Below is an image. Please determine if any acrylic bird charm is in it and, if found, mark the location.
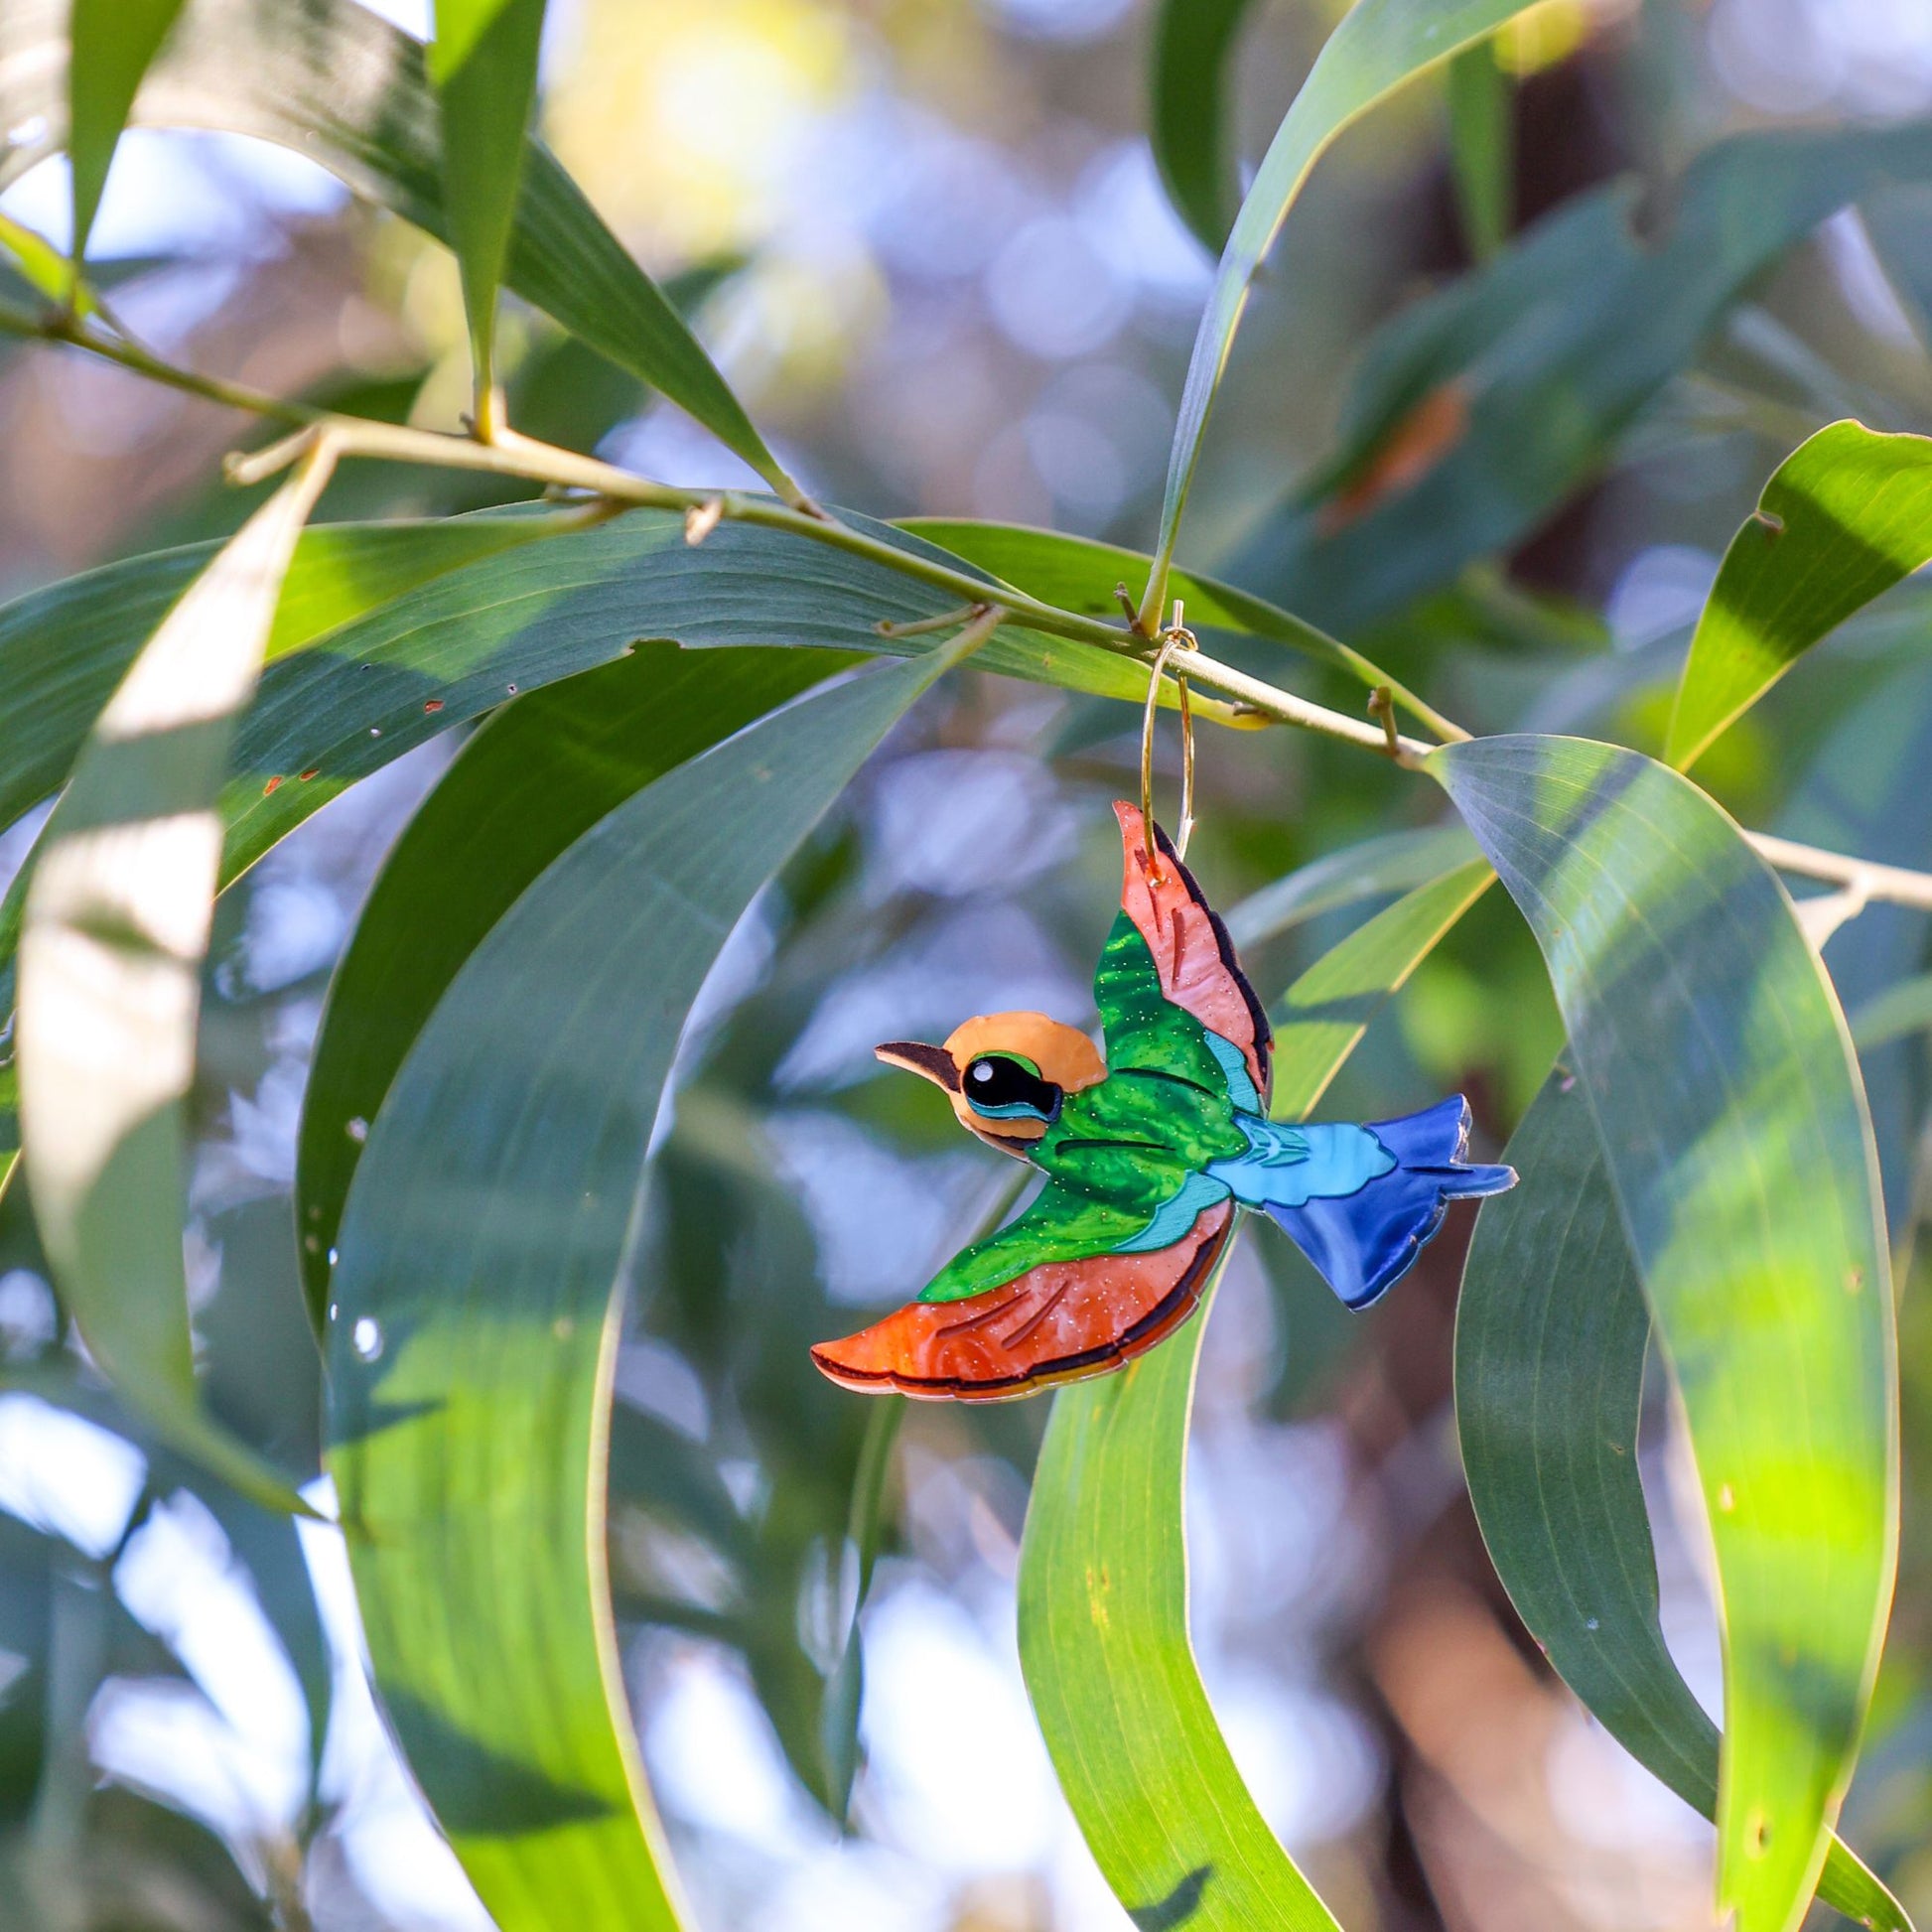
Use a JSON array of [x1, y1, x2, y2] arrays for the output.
[[810, 802, 1515, 1401]]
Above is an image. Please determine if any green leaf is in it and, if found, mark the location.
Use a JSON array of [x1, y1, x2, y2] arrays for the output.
[[0, 211, 91, 312], [295, 641, 846, 1323], [1457, 1073, 1913, 1932], [0, 509, 575, 840], [0, 510, 1151, 1209], [897, 515, 1454, 735], [1016, 863, 1490, 1930], [1445, 36, 1512, 260], [15, 458, 337, 1517], [1232, 120, 1932, 638], [68, 0, 186, 265], [1851, 974, 1932, 1052], [1224, 823, 1481, 950], [325, 641, 971, 1926], [1149, 0, 1541, 621], [432, 0, 547, 412], [0, 0, 793, 495], [1147, 0, 1255, 253], [1431, 735, 1896, 1932], [1666, 422, 1932, 771]]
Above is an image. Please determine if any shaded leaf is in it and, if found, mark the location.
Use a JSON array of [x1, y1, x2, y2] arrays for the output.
[[1666, 422, 1932, 771], [1432, 734, 1896, 1932], [1151, 0, 1541, 616], [1458, 1073, 1912, 1932], [1231, 120, 1932, 638], [1147, 0, 1255, 253], [1445, 35, 1511, 260], [296, 642, 846, 1322], [1017, 863, 1490, 1931], [16, 457, 335, 1515], [1853, 975, 1932, 1051], [1225, 823, 1480, 950], [326, 641, 975, 1927]]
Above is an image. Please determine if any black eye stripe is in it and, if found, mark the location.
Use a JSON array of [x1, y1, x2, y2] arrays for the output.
[[963, 1055, 1062, 1117]]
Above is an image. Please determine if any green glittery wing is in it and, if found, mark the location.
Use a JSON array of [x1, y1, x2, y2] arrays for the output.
[[1093, 913, 1241, 1094], [917, 1180, 1155, 1305]]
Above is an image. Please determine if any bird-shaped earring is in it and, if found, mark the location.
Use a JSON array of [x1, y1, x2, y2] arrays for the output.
[[810, 799, 1517, 1402]]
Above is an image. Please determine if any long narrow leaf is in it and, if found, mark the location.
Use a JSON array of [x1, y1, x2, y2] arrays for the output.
[[1231, 121, 1932, 638], [1148, 0, 1539, 620], [325, 636, 977, 1927], [17, 455, 337, 1515], [1432, 734, 1897, 1932], [1225, 824, 1481, 950], [296, 642, 845, 1322], [899, 514, 1452, 733], [1457, 1073, 1912, 1932], [432, 0, 547, 413], [1666, 422, 1932, 771], [0, 0, 794, 496], [1017, 862, 1491, 1929], [1148, 0, 1257, 252], [68, 0, 186, 266]]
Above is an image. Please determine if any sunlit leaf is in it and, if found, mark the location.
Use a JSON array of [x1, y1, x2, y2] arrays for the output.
[[68, 0, 186, 266], [326, 638, 977, 1927], [1432, 734, 1896, 1932], [1149, 0, 1541, 621], [16, 458, 337, 1515], [1458, 1073, 1912, 1932], [0, 0, 795, 495], [1666, 422, 1932, 771], [431, 0, 547, 411], [1017, 863, 1491, 1930], [296, 642, 846, 1322]]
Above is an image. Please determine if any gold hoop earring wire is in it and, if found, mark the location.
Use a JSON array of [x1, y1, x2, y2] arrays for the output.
[[1140, 603, 1199, 872]]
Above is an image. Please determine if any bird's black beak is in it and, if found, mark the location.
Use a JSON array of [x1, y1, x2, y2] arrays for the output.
[[875, 1040, 960, 1092]]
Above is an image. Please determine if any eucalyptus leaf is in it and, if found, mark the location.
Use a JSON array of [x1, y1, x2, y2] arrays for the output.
[[1457, 1073, 1912, 1932], [1225, 823, 1481, 950], [0, 0, 794, 495], [16, 460, 336, 1516], [1017, 861, 1492, 1931], [326, 640, 976, 1927], [1147, 0, 1256, 253], [296, 642, 847, 1322], [1667, 422, 1932, 771], [1231, 120, 1932, 637], [432, 0, 547, 406], [1432, 734, 1896, 1932], [1151, 0, 1542, 615]]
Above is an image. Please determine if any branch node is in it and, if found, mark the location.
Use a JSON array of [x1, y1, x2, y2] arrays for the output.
[[683, 496, 725, 546]]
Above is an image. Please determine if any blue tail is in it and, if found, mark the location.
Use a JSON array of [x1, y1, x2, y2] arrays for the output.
[[1265, 1096, 1514, 1310]]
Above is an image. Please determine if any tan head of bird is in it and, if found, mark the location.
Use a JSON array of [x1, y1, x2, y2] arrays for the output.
[[875, 1013, 1106, 1156]]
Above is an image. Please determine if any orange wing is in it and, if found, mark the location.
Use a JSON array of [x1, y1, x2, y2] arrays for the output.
[[1112, 800, 1272, 1102], [808, 1201, 1233, 1401]]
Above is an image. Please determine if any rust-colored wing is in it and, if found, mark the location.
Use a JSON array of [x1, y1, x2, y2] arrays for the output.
[[1111, 800, 1272, 1102], [809, 1200, 1233, 1401]]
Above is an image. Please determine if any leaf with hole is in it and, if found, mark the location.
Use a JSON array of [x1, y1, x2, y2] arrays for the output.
[[1667, 422, 1932, 771]]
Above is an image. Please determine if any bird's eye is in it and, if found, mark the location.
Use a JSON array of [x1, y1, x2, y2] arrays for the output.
[[962, 1055, 1061, 1122]]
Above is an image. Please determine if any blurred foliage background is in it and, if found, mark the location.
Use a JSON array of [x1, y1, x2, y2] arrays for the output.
[[3, 0, 1932, 1927]]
